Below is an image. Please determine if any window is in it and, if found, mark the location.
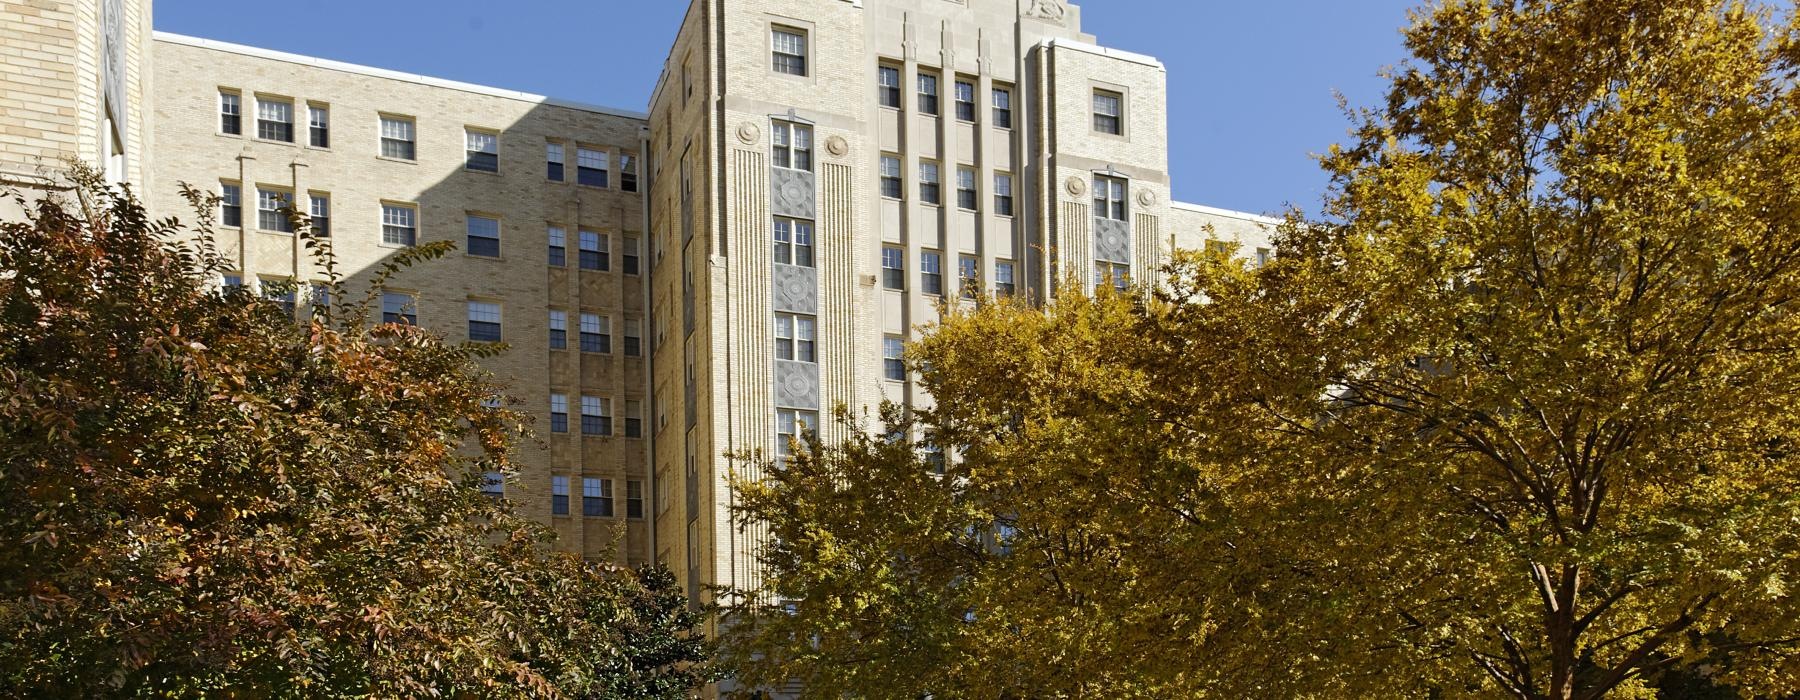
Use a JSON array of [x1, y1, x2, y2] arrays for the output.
[[627, 480, 644, 518], [380, 116, 415, 160], [623, 235, 640, 275], [578, 230, 608, 271], [552, 476, 571, 515], [1094, 89, 1124, 135], [995, 260, 1016, 297], [625, 399, 643, 438], [220, 183, 241, 227], [954, 80, 976, 122], [381, 292, 416, 325], [992, 86, 1014, 128], [994, 173, 1015, 216], [921, 250, 943, 296], [257, 188, 293, 232], [881, 246, 905, 290], [621, 154, 639, 192], [581, 396, 613, 437], [547, 143, 565, 181], [219, 90, 241, 135], [879, 155, 903, 198], [549, 310, 568, 349], [382, 204, 417, 246], [577, 147, 608, 187], [256, 97, 293, 142], [772, 26, 807, 76], [481, 472, 504, 500], [310, 282, 331, 312], [624, 318, 642, 357], [466, 301, 501, 342], [776, 409, 818, 459], [1094, 175, 1128, 221], [222, 274, 245, 290], [771, 121, 813, 171], [959, 255, 979, 298], [308, 193, 329, 237], [465, 215, 500, 257], [917, 72, 940, 115], [580, 313, 611, 354], [1256, 248, 1272, 268], [582, 477, 614, 517], [547, 226, 566, 267], [774, 313, 816, 363], [307, 104, 329, 148], [883, 336, 906, 381], [1207, 240, 1233, 256], [877, 65, 901, 108], [956, 167, 977, 210], [919, 161, 941, 205], [466, 130, 498, 172], [773, 217, 814, 267], [263, 278, 297, 316], [550, 394, 569, 433], [1095, 262, 1131, 290]]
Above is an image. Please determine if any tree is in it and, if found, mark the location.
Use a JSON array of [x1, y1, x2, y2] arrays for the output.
[[0, 167, 716, 698], [726, 1, 1800, 697]]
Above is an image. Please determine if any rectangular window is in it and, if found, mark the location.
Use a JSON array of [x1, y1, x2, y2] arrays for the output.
[[581, 396, 613, 437], [959, 255, 979, 299], [549, 310, 568, 349], [620, 154, 639, 192], [578, 230, 608, 271], [308, 193, 329, 237], [1094, 89, 1124, 135], [774, 313, 817, 363], [466, 215, 500, 258], [956, 167, 977, 210], [256, 97, 293, 142], [771, 121, 813, 172], [467, 301, 501, 342], [552, 476, 570, 515], [772, 217, 815, 267], [626, 479, 645, 518], [879, 155, 903, 198], [257, 188, 294, 232], [481, 472, 504, 500], [1095, 261, 1131, 290], [624, 318, 642, 357], [995, 173, 1015, 216], [307, 104, 329, 148], [772, 26, 807, 76], [921, 250, 943, 296], [917, 71, 940, 115], [995, 260, 1016, 297], [580, 313, 611, 354], [577, 147, 608, 187], [550, 394, 569, 434], [1094, 175, 1128, 221], [1256, 248, 1272, 268], [380, 116, 415, 160], [547, 143, 565, 181], [381, 291, 416, 325], [954, 80, 976, 122], [382, 204, 417, 245], [222, 274, 244, 290], [883, 336, 906, 381], [776, 409, 818, 459], [582, 477, 614, 517], [547, 226, 566, 267], [878, 65, 901, 108], [263, 278, 297, 316], [625, 399, 643, 438], [220, 183, 242, 227], [919, 160, 941, 205], [466, 130, 499, 172], [310, 282, 331, 312], [881, 246, 905, 290], [992, 86, 1014, 128], [623, 235, 641, 275], [220, 90, 241, 135]]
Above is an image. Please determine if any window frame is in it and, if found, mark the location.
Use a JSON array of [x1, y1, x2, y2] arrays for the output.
[[921, 250, 943, 296], [307, 192, 330, 237], [877, 64, 902, 108], [582, 476, 614, 517], [883, 336, 906, 381], [467, 300, 502, 343], [954, 80, 977, 122], [995, 260, 1017, 297], [381, 291, 417, 325], [580, 312, 612, 354], [773, 312, 817, 363], [306, 103, 329, 148], [879, 154, 903, 199], [881, 246, 905, 290], [578, 230, 609, 271], [219, 89, 242, 135], [1093, 88, 1125, 136], [379, 115, 416, 160], [465, 129, 499, 173], [549, 309, 568, 350], [771, 120, 813, 172], [254, 95, 294, 143], [546, 142, 566, 181], [956, 167, 978, 210], [1093, 174, 1129, 221], [547, 226, 567, 267], [465, 214, 501, 258], [771, 25, 809, 77], [576, 147, 609, 188], [219, 182, 242, 228], [919, 160, 942, 206], [994, 172, 1016, 216], [550, 393, 570, 433], [552, 475, 571, 515], [917, 71, 940, 115], [580, 396, 614, 437], [959, 255, 980, 299], [992, 86, 1014, 129], [256, 187, 294, 233], [381, 203, 418, 246]]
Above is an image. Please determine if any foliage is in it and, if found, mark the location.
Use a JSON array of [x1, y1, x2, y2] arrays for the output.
[[725, 1, 1800, 698], [0, 166, 714, 698]]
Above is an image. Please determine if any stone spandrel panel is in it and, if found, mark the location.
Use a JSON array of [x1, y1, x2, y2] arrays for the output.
[[772, 263, 817, 314], [774, 360, 820, 410], [1094, 217, 1132, 264], [770, 167, 816, 220]]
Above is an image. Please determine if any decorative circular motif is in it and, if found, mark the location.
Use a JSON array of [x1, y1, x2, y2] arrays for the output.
[[1137, 188, 1156, 207], [778, 372, 814, 403], [736, 122, 760, 145], [1103, 231, 1129, 253], [778, 276, 811, 305], [777, 180, 810, 208], [824, 135, 849, 157], [1065, 176, 1087, 197]]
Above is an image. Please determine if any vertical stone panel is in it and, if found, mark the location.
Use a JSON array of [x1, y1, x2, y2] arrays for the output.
[[1059, 200, 1090, 288], [818, 160, 858, 447], [1134, 212, 1159, 284]]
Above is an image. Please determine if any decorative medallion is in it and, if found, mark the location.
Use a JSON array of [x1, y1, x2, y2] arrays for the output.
[[1137, 188, 1156, 207], [1065, 176, 1087, 197], [825, 134, 849, 157], [737, 122, 761, 145]]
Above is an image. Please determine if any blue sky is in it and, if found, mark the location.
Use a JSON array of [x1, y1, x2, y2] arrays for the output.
[[155, 1, 1421, 216]]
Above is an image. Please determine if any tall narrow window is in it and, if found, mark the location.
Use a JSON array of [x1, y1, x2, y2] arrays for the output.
[[466, 215, 500, 258], [220, 183, 241, 227], [546, 143, 565, 181], [620, 154, 639, 192], [774, 313, 816, 363], [307, 104, 329, 147], [308, 193, 329, 237], [959, 255, 979, 299], [547, 226, 566, 267], [625, 399, 644, 438], [552, 476, 570, 515], [921, 251, 943, 296], [626, 480, 645, 518], [992, 86, 1014, 128], [881, 246, 905, 290], [995, 173, 1016, 216], [1093, 89, 1124, 135], [776, 409, 818, 459], [466, 130, 499, 172], [550, 394, 569, 433], [771, 121, 813, 171], [257, 188, 293, 232], [877, 65, 901, 108], [467, 301, 502, 342], [624, 318, 642, 357], [995, 260, 1016, 297], [1256, 248, 1272, 268], [773, 218, 815, 267], [623, 235, 641, 275], [582, 477, 614, 516], [580, 396, 613, 437], [919, 161, 941, 205], [883, 336, 906, 381], [879, 155, 903, 198], [219, 90, 241, 135], [256, 97, 293, 142], [380, 116, 415, 160], [549, 310, 568, 349], [1093, 175, 1128, 221], [954, 80, 976, 122], [381, 292, 416, 325], [577, 147, 608, 187], [956, 167, 978, 210], [579, 230, 608, 271], [580, 313, 611, 354], [382, 204, 417, 245], [917, 72, 940, 115], [772, 26, 807, 76]]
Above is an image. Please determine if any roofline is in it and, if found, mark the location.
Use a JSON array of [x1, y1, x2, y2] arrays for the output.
[[1042, 37, 1164, 71], [1171, 200, 1285, 226], [153, 32, 649, 121]]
